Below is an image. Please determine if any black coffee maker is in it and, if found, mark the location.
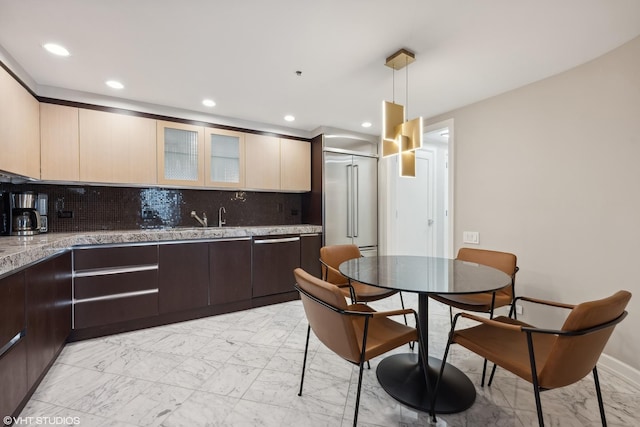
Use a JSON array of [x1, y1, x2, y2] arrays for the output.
[[0, 191, 42, 236]]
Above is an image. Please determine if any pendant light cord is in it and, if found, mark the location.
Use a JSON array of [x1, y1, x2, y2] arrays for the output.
[[405, 55, 409, 120]]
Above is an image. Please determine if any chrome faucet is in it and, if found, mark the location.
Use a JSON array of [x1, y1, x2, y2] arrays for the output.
[[218, 206, 226, 227], [190, 210, 207, 227]]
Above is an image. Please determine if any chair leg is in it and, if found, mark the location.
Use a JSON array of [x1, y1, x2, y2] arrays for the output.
[[430, 314, 459, 423], [449, 306, 453, 325], [353, 358, 365, 427], [480, 359, 489, 387], [592, 367, 608, 427], [399, 292, 415, 350], [533, 386, 545, 427], [298, 324, 311, 396], [526, 332, 545, 427], [487, 363, 498, 386]]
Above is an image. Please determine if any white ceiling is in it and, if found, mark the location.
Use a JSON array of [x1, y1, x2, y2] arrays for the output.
[[1, 0, 640, 138]]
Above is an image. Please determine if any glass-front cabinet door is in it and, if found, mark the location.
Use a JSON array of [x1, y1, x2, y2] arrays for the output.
[[157, 121, 204, 186], [205, 128, 245, 188]]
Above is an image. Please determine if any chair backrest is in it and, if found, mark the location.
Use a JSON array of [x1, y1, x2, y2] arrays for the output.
[[538, 290, 631, 389], [456, 247, 518, 297], [320, 244, 362, 284], [293, 267, 362, 363]]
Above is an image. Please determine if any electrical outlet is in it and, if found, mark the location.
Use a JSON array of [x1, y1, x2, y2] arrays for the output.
[[515, 304, 523, 315], [462, 231, 480, 244]]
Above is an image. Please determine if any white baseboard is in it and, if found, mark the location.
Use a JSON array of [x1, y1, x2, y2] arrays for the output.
[[598, 353, 640, 389]]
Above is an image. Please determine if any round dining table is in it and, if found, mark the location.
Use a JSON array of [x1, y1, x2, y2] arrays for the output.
[[339, 255, 512, 414]]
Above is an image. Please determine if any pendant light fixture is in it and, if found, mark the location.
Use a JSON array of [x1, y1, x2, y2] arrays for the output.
[[381, 48, 423, 177]]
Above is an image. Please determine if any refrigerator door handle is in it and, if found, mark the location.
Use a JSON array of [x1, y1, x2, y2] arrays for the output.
[[346, 164, 353, 238], [353, 164, 359, 237]]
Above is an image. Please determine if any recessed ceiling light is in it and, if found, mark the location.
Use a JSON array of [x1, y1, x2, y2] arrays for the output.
[[361, 122, 372, 128], [284, 115, 295, 122], [105, 80, 124, 89], [43, 43, 70, 57], [202, 99, 216, 107]]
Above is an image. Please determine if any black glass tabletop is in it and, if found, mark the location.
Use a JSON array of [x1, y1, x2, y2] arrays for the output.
[[339, 255, 511, 295]]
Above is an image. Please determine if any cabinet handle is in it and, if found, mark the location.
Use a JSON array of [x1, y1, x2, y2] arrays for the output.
[[74, 288, 158, 304], [74, 264, 158, 278], [254, 237, 300, 244], [0, 330, 25, 359]]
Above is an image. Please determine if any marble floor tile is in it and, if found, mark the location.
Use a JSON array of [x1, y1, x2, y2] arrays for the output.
[[19, 299, 640, 427]]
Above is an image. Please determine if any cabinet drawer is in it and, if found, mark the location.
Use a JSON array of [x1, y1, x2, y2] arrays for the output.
[[74, 244, 157, 271], [0, 339, 27, 419], [74, 292, 158, 329], [0, 272, 25, 351], [74, 269, 158, 300]]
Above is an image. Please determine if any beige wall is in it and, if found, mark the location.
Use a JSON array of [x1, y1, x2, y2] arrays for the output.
[[426, 36, 640, 371]]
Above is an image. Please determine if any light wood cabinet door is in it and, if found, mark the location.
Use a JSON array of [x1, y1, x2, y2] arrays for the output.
[[245, 133, 280, 190], [280, 138, 310, 191], [0, 67, 40, 178], [157, 121, 204, 187], [204, 128, 245, 188], [40, 104, 80, 181], [79, 109, 157, 184]]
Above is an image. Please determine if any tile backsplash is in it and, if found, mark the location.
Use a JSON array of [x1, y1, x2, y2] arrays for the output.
[[0, 183, 303, 232]]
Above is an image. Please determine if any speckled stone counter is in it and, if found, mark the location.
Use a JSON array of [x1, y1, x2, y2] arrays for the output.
[[0, 225, 322, 277]]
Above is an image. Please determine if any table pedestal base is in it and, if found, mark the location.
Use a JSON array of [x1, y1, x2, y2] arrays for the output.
[[376, 353, 476, 414]]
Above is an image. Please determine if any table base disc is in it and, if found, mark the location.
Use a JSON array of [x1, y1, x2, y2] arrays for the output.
[[376, 353, 476, 414]]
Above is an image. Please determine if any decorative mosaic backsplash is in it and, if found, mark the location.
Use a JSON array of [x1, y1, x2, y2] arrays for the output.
[[0, 183, 303, 232]]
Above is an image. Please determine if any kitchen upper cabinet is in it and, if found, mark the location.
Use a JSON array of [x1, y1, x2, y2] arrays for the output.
[[205, 128, 245, 188], [79, 109, 157, 185], [281, 138, 311, 191], [245, 134, 280, 190], [245, 135, 311, 192], [0, 67, 40, 178], [40, 103, 80, 181], [157, 121, 205, 187]]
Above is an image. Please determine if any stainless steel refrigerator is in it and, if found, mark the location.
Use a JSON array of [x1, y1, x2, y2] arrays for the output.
[[322, 132, 378, 256]]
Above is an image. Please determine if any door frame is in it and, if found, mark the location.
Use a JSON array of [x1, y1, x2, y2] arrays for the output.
[[379, 118, 454, 258]]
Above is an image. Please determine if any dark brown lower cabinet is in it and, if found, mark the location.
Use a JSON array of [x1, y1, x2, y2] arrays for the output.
[[73, 244, 158, 329], [0, 271, 27, 418], [300, 233, 322, 278], [0, 339, 27, 418], [25, 252, 72, 389], [209, 238, 251, 305], [159, 242, 209, 313], [252, 235, 301, 297], [0, 251, 72, 418]]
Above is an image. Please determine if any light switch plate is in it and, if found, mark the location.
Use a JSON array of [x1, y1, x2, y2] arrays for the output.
[[463, 231, 480, 244]]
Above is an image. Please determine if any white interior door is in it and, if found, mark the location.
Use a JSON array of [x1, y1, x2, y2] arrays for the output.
[[394, 150, 435, 256]]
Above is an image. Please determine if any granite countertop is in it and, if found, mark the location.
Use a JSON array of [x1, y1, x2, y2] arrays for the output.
[[0, 224, 322, 277]]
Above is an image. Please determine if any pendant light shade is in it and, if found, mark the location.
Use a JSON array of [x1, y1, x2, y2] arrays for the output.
[[380, 48, 423, 177]]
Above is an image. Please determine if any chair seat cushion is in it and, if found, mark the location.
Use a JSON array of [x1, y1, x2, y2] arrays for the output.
[[431, 292, 512, 312], [349, 304, 418, 361], [453, 316, 556, 384], [338, 281, 398, 302]]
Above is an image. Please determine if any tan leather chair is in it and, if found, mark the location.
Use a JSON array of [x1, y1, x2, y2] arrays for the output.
[[431, 290, 632, 427], [320, 244, 408, 304], [293, 268, 423, 427], [430, 247, 518, 384], [430, 247, 519, 319]]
